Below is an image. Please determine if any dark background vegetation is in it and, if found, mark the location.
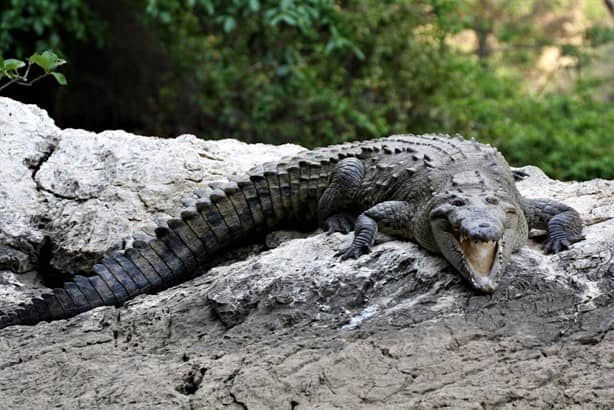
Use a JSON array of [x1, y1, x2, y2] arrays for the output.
[[1, 0, 612, 180]]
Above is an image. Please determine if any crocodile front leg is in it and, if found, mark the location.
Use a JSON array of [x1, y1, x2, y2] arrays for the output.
[[337, 201, 413, 259], [318, 157, 366, 234], [521, 198, 585, 253]]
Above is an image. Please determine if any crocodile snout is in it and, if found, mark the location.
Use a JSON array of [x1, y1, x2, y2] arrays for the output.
[[471, 274, 498, 293], [459, 219, 502, 242]]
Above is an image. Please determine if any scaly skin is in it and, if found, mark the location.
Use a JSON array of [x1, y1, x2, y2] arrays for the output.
[[319, 135, 583, 292], [0, 134, 584, 329]]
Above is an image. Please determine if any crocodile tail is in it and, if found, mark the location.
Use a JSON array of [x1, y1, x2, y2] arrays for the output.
[[0, 148, 358, 329]]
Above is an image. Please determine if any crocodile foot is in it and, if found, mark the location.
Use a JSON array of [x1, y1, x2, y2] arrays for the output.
[[335, 243, 371, 260], [545, 233, 586, 254]]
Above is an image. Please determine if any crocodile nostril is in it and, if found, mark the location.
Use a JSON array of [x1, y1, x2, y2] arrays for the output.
[[479, 223, 490, 228]]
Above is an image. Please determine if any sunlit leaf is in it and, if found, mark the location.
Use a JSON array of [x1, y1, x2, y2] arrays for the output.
[[159, 11, 171, 24], [29, 51, 65, 72], [249, 0, 260, 12], [276, 65, 290, 76], [352, 46, 365, 61], [3, 59, 25, 71], [201, 0, 214, 14], [223, 17, 236, 32], [51, 72, 67, 86]]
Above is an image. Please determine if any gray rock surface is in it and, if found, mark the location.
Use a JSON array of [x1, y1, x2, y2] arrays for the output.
[[0, 97, 612, 409], [0, 96, 303, 297], [0, 98, 60, 304]]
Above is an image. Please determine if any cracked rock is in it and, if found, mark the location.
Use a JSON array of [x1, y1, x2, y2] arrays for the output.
[[0, 97, 60, 278], [0, 97, 304, 281]]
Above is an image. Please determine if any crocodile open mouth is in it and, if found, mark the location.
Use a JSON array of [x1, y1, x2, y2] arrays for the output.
[[451, 229, 502, 292], [453, 231, 498, 275]]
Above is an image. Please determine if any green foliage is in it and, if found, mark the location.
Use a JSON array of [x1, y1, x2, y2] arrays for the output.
[[140, 0, 611, 180], [587, 26, 614, 47], [145, 0, 466, 145], [417, 65, 613, 180], [0, 0, 106, 56], [0, 0, 612, 181], [1, 58, 26, 76], [0, 50, 67, 91]]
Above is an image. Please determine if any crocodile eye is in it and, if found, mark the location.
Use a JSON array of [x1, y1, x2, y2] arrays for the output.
[[485, 196, 499, 205]]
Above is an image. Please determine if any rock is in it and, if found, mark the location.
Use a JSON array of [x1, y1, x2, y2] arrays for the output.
[[0, 97, 613, 408], [35, 130, 304, 275], [0, 96, 304, 290], [0, 98, 59, 275], [0, 98, 60, 305]]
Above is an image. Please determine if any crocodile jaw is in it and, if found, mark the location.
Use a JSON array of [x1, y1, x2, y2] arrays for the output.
[[451, 230, 503, 293]]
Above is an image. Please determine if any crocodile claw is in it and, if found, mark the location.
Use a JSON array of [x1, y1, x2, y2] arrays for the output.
[[335, 244, 371, 260], [544, 234, 585, 254]]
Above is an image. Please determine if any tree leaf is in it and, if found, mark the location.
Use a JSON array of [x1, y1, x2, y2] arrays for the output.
[[29, 53, 53, 72], [29, 51, 66, 72], [159, 11, 171, 24], [202, 0, 214, 15], [3, 59, 25, 71], [248, 0, 260, 12], [42, 50, 65, 63], [281, 15, 297, 26], [223, 17, 236, 33], [276, 65, 290, 76], [352, 45, 365, 61], [51, 72, 67, 86]]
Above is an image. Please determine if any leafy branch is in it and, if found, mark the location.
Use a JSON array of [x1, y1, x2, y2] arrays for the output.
[[0, 50, 67, 92]]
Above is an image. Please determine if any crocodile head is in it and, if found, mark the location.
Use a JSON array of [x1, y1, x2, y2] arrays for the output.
[[429, 192, 522, 293]]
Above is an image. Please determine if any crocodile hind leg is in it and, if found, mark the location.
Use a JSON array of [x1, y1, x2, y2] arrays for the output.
[[318, 157, 365, 234], [521, 198, 585, 253], [336, 201, 413, 259]]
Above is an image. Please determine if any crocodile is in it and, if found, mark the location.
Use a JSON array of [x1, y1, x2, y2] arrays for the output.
[[0, 134, 584, 329]]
